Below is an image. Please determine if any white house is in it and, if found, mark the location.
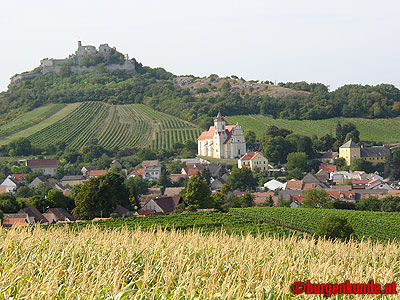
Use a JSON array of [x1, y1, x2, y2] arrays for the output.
[[264, 179, 286, 191], [197, 112, 246, 159], [142, 160, 162, 181], [26, 159, 58, 176], [0, 175, 20, 194]]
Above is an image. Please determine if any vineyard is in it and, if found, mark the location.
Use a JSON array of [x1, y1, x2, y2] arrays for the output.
[[225, 115, 400, 143], [230, 207, 400, 241], [2, 102, 200, 150], [64, 211, 299, 238]]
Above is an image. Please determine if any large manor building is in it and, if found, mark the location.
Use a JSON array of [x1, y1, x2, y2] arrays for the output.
[[197, 113, 246, 159], [339, 139, 390, 165]]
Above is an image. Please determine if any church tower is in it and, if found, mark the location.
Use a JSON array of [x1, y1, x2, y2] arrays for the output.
[[213, 112, 227, 158]]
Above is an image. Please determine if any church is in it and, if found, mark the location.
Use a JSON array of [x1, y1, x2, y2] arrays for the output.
[[197, 112, 246, 159]]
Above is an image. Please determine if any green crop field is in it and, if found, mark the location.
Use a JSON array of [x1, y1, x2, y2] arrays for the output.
[[63, 211, 299, 238], [225, 115, 400, 143], [230, 207, 400, 241], [0, 102, 200, 150]]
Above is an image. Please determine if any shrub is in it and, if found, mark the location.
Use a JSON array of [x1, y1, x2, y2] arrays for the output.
[[314, 215, 354, 241]]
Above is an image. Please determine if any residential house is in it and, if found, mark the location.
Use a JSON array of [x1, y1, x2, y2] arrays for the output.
[[316, 151, 339, 164], [163, 187, 184, 197], [29, 176, 48, 189], [315, 169, 329, 182], [113, 205, 137, 218], [0, 175, 20, 193], [141, 196, 184, 214], [46, 208, 77, 222], [2, 213, 32, 228], [19, 206, 48, 224], [339, 139, 390, 166], [181, 166, 201, 177], [327, 191, 357, 202], [210, 177, 227, 192], [11, 174, 28, 184], [263, 179, 286, 191], [26, 158, 58, 176], [251, 192, 276, 206], [81, 166, 97, 177], [127, 168, 145, 179], [170, 174, 188, 184], [238, 152, 268, 171], [89, 170, 108, 178], [142, 160, 162, 181], [61, 175, 86, 187]]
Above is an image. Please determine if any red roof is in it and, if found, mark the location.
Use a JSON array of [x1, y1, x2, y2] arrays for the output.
[[0, 186, 7, 194], [319, 165, 337, 173], [285, 180, 304, 190], [303, 183, 318, 190], [197, 125, 236, 143], [327, 191, 356, 201], [11, 174, 28, 181], [251, 192, 274, 205], [239, 152, 260, 161], [290, 194, 306, 202], [330, 185, 352, 190], [89, 170, 108, 177], [128, 168, 145, 178], [26, 159, 58, 168], [142, 160, 160, 167]]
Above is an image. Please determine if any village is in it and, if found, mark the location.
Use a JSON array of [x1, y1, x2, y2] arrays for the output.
[[0, 113, 398, 227]]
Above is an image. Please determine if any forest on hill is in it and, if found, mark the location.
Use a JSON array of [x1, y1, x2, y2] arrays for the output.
[[1, 59, 400, 127]]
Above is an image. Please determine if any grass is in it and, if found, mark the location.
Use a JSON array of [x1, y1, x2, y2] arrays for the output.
[[0, 225, 398, 299], [225, 115, 400, 143]]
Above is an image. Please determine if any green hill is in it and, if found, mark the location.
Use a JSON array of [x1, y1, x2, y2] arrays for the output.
[[225, 115, 400, 143], [0, 102, 200, 150]]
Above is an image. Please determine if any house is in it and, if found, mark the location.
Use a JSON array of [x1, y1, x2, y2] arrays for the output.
[[327, 191, 357, 202], [302, 173, 322, 185], [112, 205, 137, 218], [210, 178, 227, 192], [111, 160, 122, 169], [181, 166, 201, 177], [26, 158, 58, 176], [19, 206, 48, 224], [89, 170, 108, 178], [142, 160, 162, 181], [366, 179, 393, 190], [319, 165, 337, 173], [238, 152, 268, 171], [170, 174, 188, 184], [11, 174, 28, 184], [0, 175, 20, 193], [163, 187, 184, 197], [29, 176, 48, 189], [61, 175, 86, 187], [316, 151, 339, 164], [251, 192, 275, 206], [81, 166, 97, 177], [285, 179, 304, 190], [264, 179, 286, 191], [315, 169, 329, 182], [197, 112, 246, 159], [141, 196, 184, 214], [127, 168, 145, 179], [339, 139, 390, 166], [46, 208, 76, 222], [2, 213, 32, 228]]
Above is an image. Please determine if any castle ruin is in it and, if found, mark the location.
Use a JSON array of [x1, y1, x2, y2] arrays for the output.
[[9, 41, 136, 86]]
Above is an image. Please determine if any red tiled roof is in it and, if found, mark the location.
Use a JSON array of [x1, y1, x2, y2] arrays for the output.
[[251, 192, 274, 205], [222, 125, 236, 144], [89, 170, 108, 177], [198, 126, 215, 140], [2, 217, 29, 227], [330, 185, 352, 190], [0, 186, 7, 194], [388, 190, 400, 195], [327, 191, 356, 201], [290, 194, 306, 202], [142, 160, 160, 167], [285, 180, 304, 190], [319, 165, 337, 173], [128, 168, 145, 178], [26, 159, 58, 168], [239, 152, 260, 161], [11, 174, 28, 181], [303, 183, 318, 190], [186, 168, 201, 176]]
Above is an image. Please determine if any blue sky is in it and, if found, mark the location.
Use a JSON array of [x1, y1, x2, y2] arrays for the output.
[[1, 0, 399, 92]]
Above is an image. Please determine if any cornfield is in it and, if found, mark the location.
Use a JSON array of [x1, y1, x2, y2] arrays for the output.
[[0, 226, 398, 299]]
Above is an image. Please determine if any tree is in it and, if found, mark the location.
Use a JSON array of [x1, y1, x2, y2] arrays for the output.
[[73, 173, 130, 219], [26, 195, 53, 212], [238, 193, 255, 207], [158, 168, 172, 187], [167, 160, 186, 174], [227, 168, 257, 191], [200, 168, 211, 185], [0, 194, 20, 213], [286, 152, 308, 173], [356, 196, 381, 211], [180, 175, 212, 208], [46, 189, 74, 210], [25, 171, 43, 183], [334, 158, 347, 170], [34, 182, 53, 197], [262, 136, 291, 164], [245, 130, 256, 144], [286, 134, 313, 158], [314, 215, 354, 241], [350, 159, 374, 173], [125, 176, 149, 200], [8, 138, 32, 156], [211, 192, 225, 211], [385, 150, 400, 180], [381, 196, 400, 212], [15, 186, 34, 198], [302, 189, 330, 208]]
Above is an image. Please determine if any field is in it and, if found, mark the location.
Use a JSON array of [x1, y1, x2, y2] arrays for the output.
[[0, 102, 200, 151], [65, 212, 298, 238], [225, 115, 400, 143], [0, 225, 398, 299], [230, 207, 400, 241]]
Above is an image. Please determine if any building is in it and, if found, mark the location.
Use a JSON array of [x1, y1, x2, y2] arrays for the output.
[[197, 112, 246, 159], [0, 175, 20, 194], [26, 158, 58, 176], [238, 152, 268, 171], [89, 170, 108, 178], [141, 196, 184, 214], [339, 139, 390, 166], [61, 175, 86, 187], [264, 179, 286, 191], [142, 160, 162, 181]]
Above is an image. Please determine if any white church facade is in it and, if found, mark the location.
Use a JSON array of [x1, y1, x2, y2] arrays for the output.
[[197, 112, 246, 159]]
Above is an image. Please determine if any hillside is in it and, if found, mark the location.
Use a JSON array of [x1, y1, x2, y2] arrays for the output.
[[225, 115, 400, 143], [0, 102, 200, 150]]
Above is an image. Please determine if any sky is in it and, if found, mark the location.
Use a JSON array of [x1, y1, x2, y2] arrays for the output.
[[1, 0, 399, 92]]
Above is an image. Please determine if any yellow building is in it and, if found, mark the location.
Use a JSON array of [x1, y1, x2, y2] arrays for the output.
[[339, 139, 389, 166], [238, 152, 269, 171]]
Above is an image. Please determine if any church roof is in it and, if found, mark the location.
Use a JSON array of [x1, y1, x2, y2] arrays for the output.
[[340, 139, 360, 148], [197, 125, 236, 141], [214, 112, 225, 122]]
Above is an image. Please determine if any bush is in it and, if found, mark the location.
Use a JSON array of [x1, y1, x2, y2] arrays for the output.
[[314, 215, 354, 241]]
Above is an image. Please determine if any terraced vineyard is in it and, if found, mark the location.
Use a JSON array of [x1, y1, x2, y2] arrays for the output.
[[134, 104, 201, 150], [230, 207, 400, 242], [2, 102, 199, 150]]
